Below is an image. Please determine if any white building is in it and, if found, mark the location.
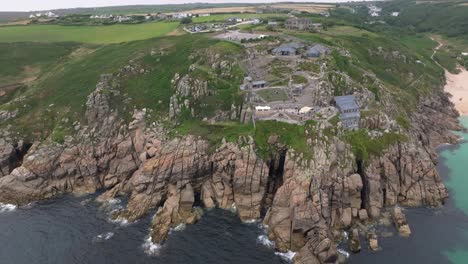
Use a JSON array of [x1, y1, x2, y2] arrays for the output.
[[115, 16, 131, 22], [299, 107, 313, 114], [255, 106, 271, 112], [45, 11, 59, 18], [174, 13, 190, 19], [199, 13, 210, 17], [391, 12, 400, 17], [369, 6, 382, 17]]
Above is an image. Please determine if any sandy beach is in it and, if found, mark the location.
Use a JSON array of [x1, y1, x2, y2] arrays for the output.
[[444, 68, 468, 115]]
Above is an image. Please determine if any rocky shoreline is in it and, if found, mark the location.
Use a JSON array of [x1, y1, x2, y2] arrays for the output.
[[0, 73, 462, 264]]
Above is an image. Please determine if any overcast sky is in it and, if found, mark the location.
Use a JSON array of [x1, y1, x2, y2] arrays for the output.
[[1, 0, 366, 12]]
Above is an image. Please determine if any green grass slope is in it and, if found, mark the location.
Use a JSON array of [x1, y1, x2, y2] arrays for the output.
[[0, 21, 179, 44]]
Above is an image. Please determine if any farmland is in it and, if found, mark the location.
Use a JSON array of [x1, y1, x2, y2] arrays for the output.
[[192, 13, 287, 23], [0, 21, 179, 44]]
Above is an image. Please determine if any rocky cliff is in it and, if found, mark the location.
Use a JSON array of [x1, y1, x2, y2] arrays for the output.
[[0, 74, 461, 264]]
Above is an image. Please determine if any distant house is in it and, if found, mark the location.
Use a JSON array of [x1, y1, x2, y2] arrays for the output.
[[306, 47, 321, 58], [320, 12, 330, 17], [240, 76, 253, 90], [45, 11, 59, 18], [174, 13, 189, 19], [272, 43, 303, 56], [156, 13, 168, 20], [306, 44, 331, 58], [199, 13, 210, 17], [252, 80, 267, 89], [334, 95, 360, 130], [268, 21, 278, 27], [285, 18, 313, 30], [311, 23, 323, 31], [368, 6, 382, 17], [255, 106, 271, 112], [391, 12, 400, 17], [29, 14, 36, 19]]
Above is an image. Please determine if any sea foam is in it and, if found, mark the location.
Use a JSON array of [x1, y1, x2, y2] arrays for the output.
[[256, 234, 275, 248], [142, 235, 162, 256], [337, 248, 350, 258], [94, 232, 114, 242], [275, 250, 296, 262], [0, 203, 17, 213]]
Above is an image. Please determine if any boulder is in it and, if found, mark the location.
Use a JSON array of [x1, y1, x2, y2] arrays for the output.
[[348, 229, 361, 253], [393, 207, 411, 237]]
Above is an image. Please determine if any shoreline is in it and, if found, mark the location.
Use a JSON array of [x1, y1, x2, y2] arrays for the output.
[[444, 67, 468, 116]]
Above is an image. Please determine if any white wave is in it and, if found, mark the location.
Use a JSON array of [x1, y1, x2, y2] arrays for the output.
[[229, 202, 237, 213], [258, 223, 269, 231], [338, 248, 350, 258], [109, 216, 129, 226], [243, 219, 259, 224], [0, 203, 17, 213], [108, 202, 123, 211], [169, 223, 186, 234], [94, 232, 114, 242], [275, 250, 296, 262], [256, 234, 275, 248], [108, 198, 121, 205], [343, 231, 349, 240], [142, 235, 162, 256], [174, 223, 186, 231]]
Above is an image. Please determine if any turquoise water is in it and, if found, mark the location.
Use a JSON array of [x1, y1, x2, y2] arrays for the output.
[[441, 116, 468, 263], [349, 116, 468, 264]]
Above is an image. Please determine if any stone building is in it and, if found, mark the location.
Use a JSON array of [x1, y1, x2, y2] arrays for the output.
[[285, 18, 314, 30], [272, 43, 303, 56], [334, 95, 360, 129]]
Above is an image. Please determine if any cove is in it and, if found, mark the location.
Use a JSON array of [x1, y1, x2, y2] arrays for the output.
[[349, 116, 468, 264]]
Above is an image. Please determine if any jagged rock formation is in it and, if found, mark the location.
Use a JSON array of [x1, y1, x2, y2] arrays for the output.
[[0, 71, 461, 264]]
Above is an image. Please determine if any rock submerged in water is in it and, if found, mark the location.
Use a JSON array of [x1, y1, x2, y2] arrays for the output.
[[348, 229, 361, 253], [367, 230, 379, 251], [392, 207, 412, 237]]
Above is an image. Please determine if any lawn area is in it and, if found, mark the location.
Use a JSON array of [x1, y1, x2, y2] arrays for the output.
[[0, 21, 180, 44], [292, 75, 308, 84], [257, 88, 289, 102], [192, 13, 286, 23], [0, 42, 78, 86], [323, 26, 378, 38]]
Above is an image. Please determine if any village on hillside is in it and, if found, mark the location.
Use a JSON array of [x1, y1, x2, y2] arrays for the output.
[[210, 17, 361, 129]]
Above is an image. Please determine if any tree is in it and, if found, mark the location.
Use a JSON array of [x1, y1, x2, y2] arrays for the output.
[[180, 17, 192, 24]]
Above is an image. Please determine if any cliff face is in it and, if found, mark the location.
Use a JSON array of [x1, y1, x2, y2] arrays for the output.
[[0, 75, 461, 263]]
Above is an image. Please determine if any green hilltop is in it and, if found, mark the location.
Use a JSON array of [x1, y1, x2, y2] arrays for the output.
[[1, 0, 467, 160]]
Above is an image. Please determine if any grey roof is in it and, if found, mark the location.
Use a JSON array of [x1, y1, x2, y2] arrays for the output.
[[252, 80, 267, 85], [311, 44, 330, 54], [307, 47, 321, 56], [340, 111, 360, 120], [335, 95, 360, 111], [272, 46, 296, 54]]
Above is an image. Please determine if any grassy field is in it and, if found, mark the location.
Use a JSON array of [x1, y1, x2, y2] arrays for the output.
[[257, 88, 289, 102], [0, 42, 77, 86], [0, 33, 245, 139], [323, 26, 378, 38], [0, 21, 179, 44]]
